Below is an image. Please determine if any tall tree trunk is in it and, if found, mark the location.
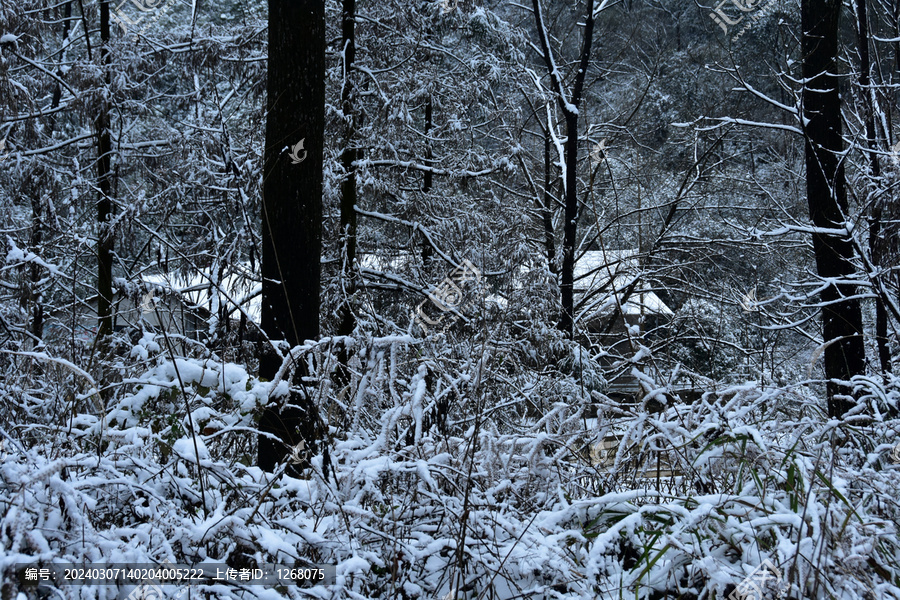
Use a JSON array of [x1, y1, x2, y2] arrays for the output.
[[543, 131, 556, 275], [335, 0, 357, 399], [530, 0, 594, 338], [96, 0, 113, 342], [855, 0, 891, 374], [422, 97, 434, 265], [30, 197, 43, 340], [48, 1, 72, 135], [894, 0, 900, 91], [802, 0, 866, 416], [41, 0, 71, 340], [424, 98, 433, 195], [559, 112, 578, 335], [257, 0, 326, 473], [338, 0, 357, 341]]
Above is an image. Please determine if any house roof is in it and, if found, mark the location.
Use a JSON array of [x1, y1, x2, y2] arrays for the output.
[[355, 249, 673, 318], [133, 249, 672, 328], [574, 250, 673, 318], [143, 263, 261, 324]]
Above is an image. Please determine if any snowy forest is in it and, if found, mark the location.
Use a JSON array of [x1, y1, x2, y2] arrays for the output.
[[2, 0, 900, 598]]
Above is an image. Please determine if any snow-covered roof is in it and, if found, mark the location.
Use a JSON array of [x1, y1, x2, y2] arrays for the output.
[[132, 250, 669, 327], [143, 263, 261, 324], [355, 249, 672, 317], [573, 249, 637, 291], [574, 250, 673, 317]]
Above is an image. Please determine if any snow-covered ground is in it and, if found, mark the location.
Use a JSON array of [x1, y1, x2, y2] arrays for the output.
[[3, 338, 899, 600]]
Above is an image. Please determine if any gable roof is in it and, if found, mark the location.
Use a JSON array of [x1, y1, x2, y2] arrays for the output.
[[574, 250, 673, 318]]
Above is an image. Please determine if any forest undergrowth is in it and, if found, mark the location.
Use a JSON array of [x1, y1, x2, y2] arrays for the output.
[[1, 331, 899, 600]]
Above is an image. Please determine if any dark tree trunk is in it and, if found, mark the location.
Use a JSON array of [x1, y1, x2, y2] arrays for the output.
[[559, 112, 578, 335], [802, 0, 866, 416], [420, 98, 438, 428], [543, 132, 556, 275], [30, 197, 43, 340], [530, 0, 593, 338], [855, 0, 891, 374], [258, 0, 326, 473], [424, 98, 433, 195], [96, 0, 113, 342], [895, 0, 900, 90], [48, 1, 72, 135], [893, 0, 900, 305], [338, 0, 357, 341], [422, 97, 434, 265], [334, 0, 357, 397]]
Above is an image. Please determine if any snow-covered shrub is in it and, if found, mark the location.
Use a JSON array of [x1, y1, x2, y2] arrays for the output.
[[3, 334, 900, 600]]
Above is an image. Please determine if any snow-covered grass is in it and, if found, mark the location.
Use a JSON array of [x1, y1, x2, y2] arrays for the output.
[[2, 334, 899, 599]]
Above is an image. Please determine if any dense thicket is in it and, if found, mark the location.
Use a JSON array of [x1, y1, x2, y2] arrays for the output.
[[0, 1, 899, 599]]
